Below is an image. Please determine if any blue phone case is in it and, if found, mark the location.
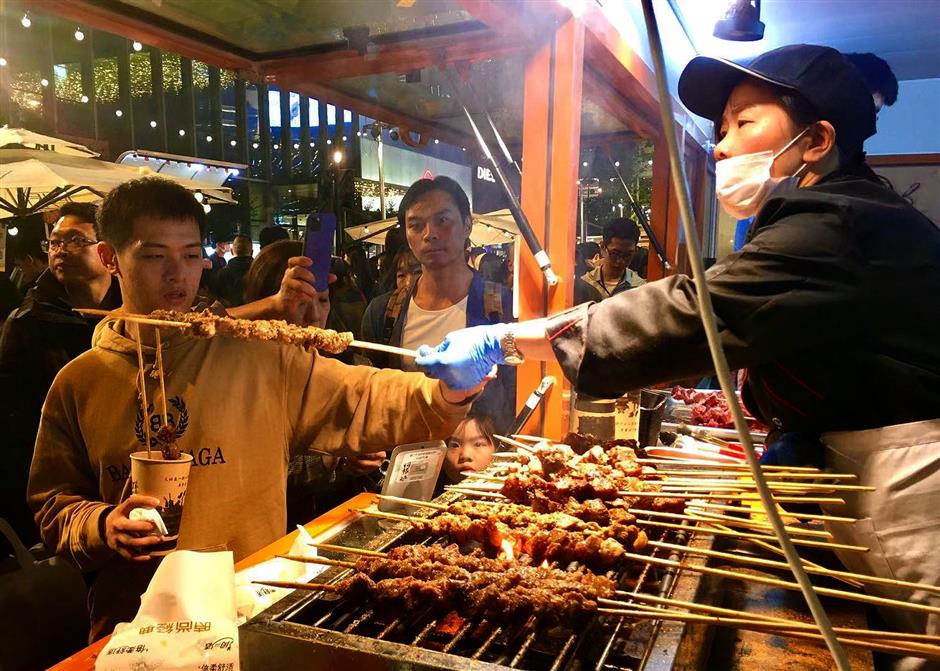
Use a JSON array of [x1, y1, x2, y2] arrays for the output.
[[303, 213, 336, 292]]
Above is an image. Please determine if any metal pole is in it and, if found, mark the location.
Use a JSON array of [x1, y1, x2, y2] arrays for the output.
[[377, 136, 387, 219]]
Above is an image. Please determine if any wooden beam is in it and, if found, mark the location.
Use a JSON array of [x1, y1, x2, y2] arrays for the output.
[[27, 0, 255, 71], [517, 17, 584, 439], [456, 0, 568, 45], [582, 66, 659, 140], [258, 30, 521, 83]]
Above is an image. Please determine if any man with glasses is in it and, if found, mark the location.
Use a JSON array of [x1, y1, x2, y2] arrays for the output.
[[0, 203, 120, 547], [574, 217, 645, 304]]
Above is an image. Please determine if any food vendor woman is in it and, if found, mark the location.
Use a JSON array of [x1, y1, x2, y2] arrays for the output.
[[415, 44, 940, 659]]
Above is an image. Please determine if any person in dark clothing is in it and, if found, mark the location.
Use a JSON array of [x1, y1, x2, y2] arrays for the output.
[[210, 233, 253, 307], [207, 234, 231, 271], [258, 224, 290, 249], [8, 218, 48, 295], [415, 45, 940, 664], [361, 177, 516, 432], [574, 241, 600, 280], [574, 218, 645, 304], [477, 252, 509, 286], [0, 273, 22, 320], [0, 203, 121, 546], [845, 52, 898, 112]]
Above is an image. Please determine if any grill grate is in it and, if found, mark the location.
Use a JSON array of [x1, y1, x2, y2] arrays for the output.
[[271, 502, 700, 671]]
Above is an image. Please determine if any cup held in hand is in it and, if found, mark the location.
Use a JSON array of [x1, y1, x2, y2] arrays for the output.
[[129, 451, 193, 555]]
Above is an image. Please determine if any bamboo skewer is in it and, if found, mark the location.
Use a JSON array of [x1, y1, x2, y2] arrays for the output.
[[613, 550, 940, 617], [493, 434, 536, 453], [690, 501, 857, 524], [348, 340, 418, 359], [252, 579, 340, 592], [630, 516, 866, 552], [595, 608, 940, 660], [648, 540, 940, 597], [610, 593, 940, 644], [654, 469, 858, 480], [637, 458, 821, 472], [277, 554, 358, 569], [632, 507, 834, 540], [310, 543, 389, 557], [133, 333, 152, 458], [73, 307, 191, 329], [154, 328, 168, 429], [376, 495, 449, 511]]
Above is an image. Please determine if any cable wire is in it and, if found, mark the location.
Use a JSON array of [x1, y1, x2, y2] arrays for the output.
[[638, 2, 851, 668]]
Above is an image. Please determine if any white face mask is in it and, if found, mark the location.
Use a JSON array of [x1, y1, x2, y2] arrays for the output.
[[715, 128, 810, 220]]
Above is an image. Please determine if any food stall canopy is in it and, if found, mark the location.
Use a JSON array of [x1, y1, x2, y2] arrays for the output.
[[345, 209, 518, 247], [0, 149, 235, 219], [115, 150, 247, 187]]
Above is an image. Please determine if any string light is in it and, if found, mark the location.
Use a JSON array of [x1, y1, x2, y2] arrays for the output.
[[229, 140, 236, 147], [132, 41, 143, 51], [272, 143, 279, 150], [202, 203, 211, 214], [150, 120, 157, 128], [194, 191, 204, 203], [115, 109, 123, 117], [74, 27, 85, 41], [40, 78, 49, 87], [0, 58, 6, 67], [434, 138, 439, 144], [8, 227, 19, 236], [178, 129, 186, 136], [252, 142, 259, 149], [293, 143, 299, 149], [206, 135, 213, 142], [21, 12, 31, 28], [326, 139, 332, 145], [342, 135, 347, 141], [80, 94, 89, 103]]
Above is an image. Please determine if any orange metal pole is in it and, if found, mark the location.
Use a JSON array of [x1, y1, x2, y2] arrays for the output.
[[517, 17, 585, 439]]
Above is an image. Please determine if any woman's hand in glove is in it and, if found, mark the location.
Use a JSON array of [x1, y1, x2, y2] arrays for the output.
[[415, 324, 508, 390]]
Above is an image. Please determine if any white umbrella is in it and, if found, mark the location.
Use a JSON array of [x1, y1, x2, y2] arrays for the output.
[[0, 125, 100, 157], [0, 149, 234, 219], [344, 210, 518, 246]]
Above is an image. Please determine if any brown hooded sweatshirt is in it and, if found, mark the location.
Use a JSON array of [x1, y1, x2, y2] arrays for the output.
[[28, 317, 468, 640]]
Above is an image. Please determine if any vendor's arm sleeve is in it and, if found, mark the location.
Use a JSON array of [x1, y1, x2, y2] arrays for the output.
[[284, 350, 469, 456], [27, 382, 114, 571], [548, 208, 865, 398]]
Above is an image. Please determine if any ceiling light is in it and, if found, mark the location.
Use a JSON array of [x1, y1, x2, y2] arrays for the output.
[[74, 27, 85, 41], [388, 128, 400, 142], [21, 12, 31, 28], [8, 226, 18, 236], [115, 109, 123, 117], [149, 120, 157, 128], [713, 0, 765, 41], [202, 203, 212, 214], [178, 129, 186, 136], [80, 94, 89, 103], [194, 191, 204, 203], [132, 41, 143, 51], [229, 169, 239, 176], [40, 78, 49, 87]]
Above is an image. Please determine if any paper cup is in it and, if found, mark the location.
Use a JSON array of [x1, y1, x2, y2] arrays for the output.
[[129, 451, 193, 555]]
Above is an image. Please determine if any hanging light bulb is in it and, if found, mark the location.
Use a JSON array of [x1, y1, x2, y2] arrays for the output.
[[252, 142, 259, 149], [202, 203, 212, 214], [326, 139, 332, 145], [205, 135, 213, 142], [0, 57, 7, 67], [342, 135, 347, 141], [115, 109, 123, 117], [74, 27, 85, 41], [230, 140, 237, 147], [194, 191, 204, 203], [272, 143, 279, 150], [40, 78, 49, 87], [333, 150, 344, 164], [80, 94, 89, 103], [149, 120, 157, 128], [21, 12, 31, 28], [178, 129, 186, 136], [434, 138, 440, 144], [8, 226, 18, 236], [293, 143, 299, 149], [132, 41, 143, 51]]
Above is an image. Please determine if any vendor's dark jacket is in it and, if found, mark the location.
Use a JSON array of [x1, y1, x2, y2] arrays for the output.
[[362, 273, 517, 432], [0, 271, 121, 545], [547, 170, 940, 433]]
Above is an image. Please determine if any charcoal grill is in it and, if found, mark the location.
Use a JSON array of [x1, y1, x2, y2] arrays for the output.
[[240, 490, 718, 671]]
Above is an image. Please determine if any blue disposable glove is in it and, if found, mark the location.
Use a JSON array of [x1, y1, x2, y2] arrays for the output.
[[415, 324, 508, 390]]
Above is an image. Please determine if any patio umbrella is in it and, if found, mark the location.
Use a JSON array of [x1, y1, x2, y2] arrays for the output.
[[0, 126, 100, 157], [344, 210, 518, 247], [0, 148, 235, 219]]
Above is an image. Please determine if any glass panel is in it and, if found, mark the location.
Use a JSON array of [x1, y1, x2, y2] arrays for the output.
[[221, 69, 238, 163], [245, 83, 262, 178]]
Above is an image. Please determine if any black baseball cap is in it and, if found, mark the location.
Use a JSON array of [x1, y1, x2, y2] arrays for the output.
[[678, 44, 876, 158]]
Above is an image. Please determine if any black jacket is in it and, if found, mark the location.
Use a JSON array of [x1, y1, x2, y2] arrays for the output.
[[547, 171, 940, 433], [0, 271, 121, 544], [211, 255, 252, 307]]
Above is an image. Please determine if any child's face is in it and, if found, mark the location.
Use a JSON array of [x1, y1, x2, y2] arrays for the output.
[[443, 419, 495, 483]]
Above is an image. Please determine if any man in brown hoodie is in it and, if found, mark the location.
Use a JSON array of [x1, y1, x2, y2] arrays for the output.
[[27, 177, 479, 641]]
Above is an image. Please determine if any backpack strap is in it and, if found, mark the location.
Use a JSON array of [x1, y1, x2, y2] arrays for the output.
[[382, 284, 409, 344], [482, 280, 505, 322]]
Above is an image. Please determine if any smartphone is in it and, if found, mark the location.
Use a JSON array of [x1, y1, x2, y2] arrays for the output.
[[303, 213, 336, 292]]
